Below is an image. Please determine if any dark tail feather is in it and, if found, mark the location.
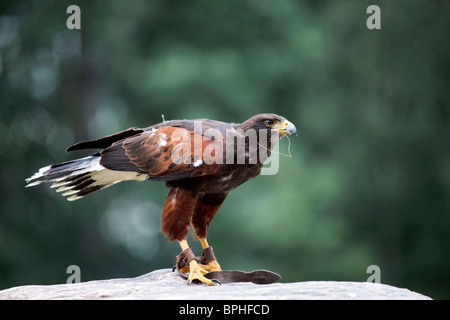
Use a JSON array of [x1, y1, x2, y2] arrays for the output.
[[66, 127, 143, 152]]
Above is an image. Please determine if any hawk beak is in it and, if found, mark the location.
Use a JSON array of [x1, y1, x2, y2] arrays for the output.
[[284, 121, 297, 136], [273, 120, 297, 136]]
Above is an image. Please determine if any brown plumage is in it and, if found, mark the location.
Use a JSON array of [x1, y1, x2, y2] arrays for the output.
[[26, 113, 297, 285]]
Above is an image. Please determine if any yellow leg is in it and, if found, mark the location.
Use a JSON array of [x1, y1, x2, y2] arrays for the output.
[[177, 240, 215, 285], [179, 239, 190, 251], [199, 238, 222, 272], [199, 238, 209, 249]]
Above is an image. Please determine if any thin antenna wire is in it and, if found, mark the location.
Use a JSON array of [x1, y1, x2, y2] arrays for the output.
[[258, 135, 292, 158]]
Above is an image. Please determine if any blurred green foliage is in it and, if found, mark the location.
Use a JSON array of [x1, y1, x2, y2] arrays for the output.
[[0, 0, 449, 298]]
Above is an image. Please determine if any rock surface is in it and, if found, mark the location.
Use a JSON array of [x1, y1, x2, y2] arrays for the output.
[[0, 268, 431, 300]]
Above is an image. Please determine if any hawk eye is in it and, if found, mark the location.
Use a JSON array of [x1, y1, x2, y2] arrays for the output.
[[264, 120, 275, 127]]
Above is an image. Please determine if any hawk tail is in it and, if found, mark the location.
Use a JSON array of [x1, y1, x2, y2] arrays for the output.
[[26, 155, 147, 201], [25, 155, 107, 201]]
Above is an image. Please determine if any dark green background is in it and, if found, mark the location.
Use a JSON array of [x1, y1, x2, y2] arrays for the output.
[[1, 0, 449, 299]]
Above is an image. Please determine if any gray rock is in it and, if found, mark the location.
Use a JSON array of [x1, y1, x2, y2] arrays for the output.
[[0, 268, 431, 300]]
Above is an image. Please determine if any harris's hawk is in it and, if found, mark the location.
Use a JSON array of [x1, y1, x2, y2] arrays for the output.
[[26, 113, 297, 285]]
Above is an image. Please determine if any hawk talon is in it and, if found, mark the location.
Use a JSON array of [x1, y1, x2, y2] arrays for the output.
[[174, 246, 216, 285], [199, 260, 222, 272], [186, 260, 216, 285]]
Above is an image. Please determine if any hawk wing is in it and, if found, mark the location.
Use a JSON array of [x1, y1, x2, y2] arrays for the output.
[[100, 122, 227, 181]]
